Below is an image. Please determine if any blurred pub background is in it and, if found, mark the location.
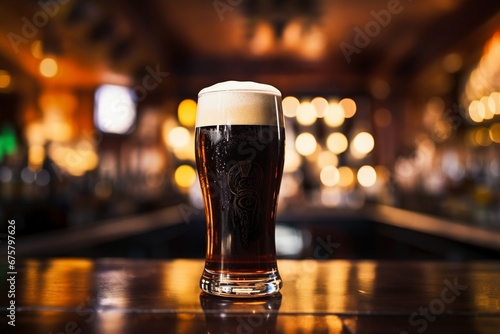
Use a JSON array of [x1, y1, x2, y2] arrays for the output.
[[0, 0, 499, 260]]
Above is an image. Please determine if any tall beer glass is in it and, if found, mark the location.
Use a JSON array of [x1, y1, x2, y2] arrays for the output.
[[195, 81, 285, 297]]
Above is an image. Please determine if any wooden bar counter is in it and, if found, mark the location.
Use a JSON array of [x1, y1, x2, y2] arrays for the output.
[[2, 259, 500, 333]]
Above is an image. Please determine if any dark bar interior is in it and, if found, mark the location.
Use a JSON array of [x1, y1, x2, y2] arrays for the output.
[[0, 0, 499, 333]]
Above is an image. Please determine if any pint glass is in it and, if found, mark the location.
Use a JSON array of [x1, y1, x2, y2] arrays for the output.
[[195, 81, 285, 297]]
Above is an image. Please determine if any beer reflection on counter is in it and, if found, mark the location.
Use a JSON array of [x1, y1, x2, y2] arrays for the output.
[[200, 293, 282, 334]]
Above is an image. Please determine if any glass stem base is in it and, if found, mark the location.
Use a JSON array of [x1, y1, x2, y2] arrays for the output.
[[200, 268, 282, 298]]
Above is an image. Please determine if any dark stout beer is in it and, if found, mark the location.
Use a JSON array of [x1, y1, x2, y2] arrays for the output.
[[196, 125, 285, 271], [196, 81, 285, 297]]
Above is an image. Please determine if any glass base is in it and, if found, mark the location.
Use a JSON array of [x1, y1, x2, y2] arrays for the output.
[[200, 268, 282, 298]]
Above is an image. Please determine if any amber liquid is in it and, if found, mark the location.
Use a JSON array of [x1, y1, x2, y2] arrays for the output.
[[196, 125, 285, 274]]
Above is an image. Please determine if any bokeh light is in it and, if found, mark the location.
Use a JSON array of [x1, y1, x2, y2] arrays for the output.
[[39, 57, 58, 78], [490, 92, 500, 115], [167, 126, 190, 149], [468, 100, 483, 123], [0, 70, 12, 89], [301, 25, 326, 60], [177, 99, 197, 127], [46, 141, 99, 176], [480, 96, 494, 120], [357, 165, 377, 187], [282, 20, 302, 52], [282, 96, 300, 118], [317, 151, 338, 168], [35, 169, 51, 186], [284, 148, 302, 172], [296, 101, 317, 126], [339, 98, 357, 118], [475, 127, 491, 146], [28, 145, 45, 168], [337, 166, 355, 188], [295, 132, 317, 156], [174, 165, 196, 189], [324, 101, 345, 127], [311, 97, 328, 118], [25, 122, 46, 145], [320, 165, 340, 187], [249, 21, 275, 55], [94, 85, 136, 134], [326, 132, 348, 154], [488, 94, 497, 114], [489, 123, 500, 143], [31, 40, 44, 59], [352, 132, 375, 155]]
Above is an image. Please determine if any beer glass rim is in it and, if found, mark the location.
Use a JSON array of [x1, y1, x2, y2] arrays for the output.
[[198, 81, 281, 97]]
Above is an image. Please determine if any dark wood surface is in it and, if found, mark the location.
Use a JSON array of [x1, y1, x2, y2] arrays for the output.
[[2, 259, 500, 333]]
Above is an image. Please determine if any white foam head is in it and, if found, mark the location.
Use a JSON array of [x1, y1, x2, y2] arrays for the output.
[[196, 81, 284, 127]]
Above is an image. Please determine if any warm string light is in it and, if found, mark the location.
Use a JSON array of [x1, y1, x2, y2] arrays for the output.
[[177, 99, 197, 127], [324, 101, 345, 127], [326, 132, 348, 154], [317, 151, 338, 168], [296, 101, 317, 126], [357, 166, 377, 188], [282, 94, 380, 202], [175, 165, 196, 189], [464, 32, 500, 123], [468, 92, 500, 123], [22, 90, 99, 176], [282, 96, 300, 118], [0, 70, 12, 89], [320, 165, 340, 187], [467, 124, 500, 147], [351, 132, 375, 156], [295, 132, 317, 156], [339, 98, 357, 118], [248, 19, 326, 59], [162, 99, 199, 191], [39, 57, 58, 78], [167, 95, 381, 202]]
